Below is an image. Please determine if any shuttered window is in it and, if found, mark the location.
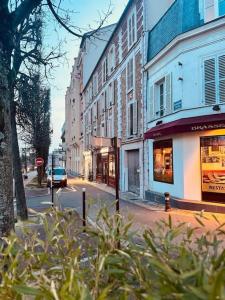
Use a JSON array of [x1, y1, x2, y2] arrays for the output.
[[128, 11, 136, 49], [108, 82, 114, 107], [148, 73, 172, 121], [148, 85, 154, 122], [128, 101, 138, 137], [204, 54, 225, 105], [204, 58, 216, 105], [165, 74, 172, 114], [127, 58, 134, 91], [219, 55, 225, 103], [102, 58, 108, 84]]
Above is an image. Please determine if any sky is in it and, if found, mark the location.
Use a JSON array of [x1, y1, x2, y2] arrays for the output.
[[46, 0, 128, 150]]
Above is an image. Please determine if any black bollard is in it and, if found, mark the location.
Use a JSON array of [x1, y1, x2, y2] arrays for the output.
[[164, 192, 171, 212], [82, 188, 86, 230]]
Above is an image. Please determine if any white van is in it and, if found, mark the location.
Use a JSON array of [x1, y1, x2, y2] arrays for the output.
[[47, 167, 67, 187]]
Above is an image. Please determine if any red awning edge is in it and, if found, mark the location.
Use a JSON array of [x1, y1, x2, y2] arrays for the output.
[[144, 113, 225, 140]]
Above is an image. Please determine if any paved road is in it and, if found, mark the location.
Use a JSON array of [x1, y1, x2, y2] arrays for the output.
[[25, 177, 225, 234]]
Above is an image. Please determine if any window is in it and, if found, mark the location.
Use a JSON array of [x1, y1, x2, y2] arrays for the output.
[[109, 153, 115, 178], [148, 74, 172, 121], [204, 54, 225, 105], [127, 58, 134, 91], [108, 82, 114, 107], [159, 81, 165, 117], [201, 135, 225, 201], [101, 121, 105, 137], [128, 11, 136, 48], [219, 0, 225, 15], [204, 0, 225, 22], [128, 101, 137, 136], [108, 45, 115, 75], [102, 58, 108, 84], [97, 100, 100, 119], [93, 74, 98, 96], [153, 140, 173, 184]]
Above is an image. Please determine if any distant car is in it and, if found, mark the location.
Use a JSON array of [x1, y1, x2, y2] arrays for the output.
[[47, 167, 67, 187]]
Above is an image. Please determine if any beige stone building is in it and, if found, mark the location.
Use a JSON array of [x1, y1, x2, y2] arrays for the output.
[[82, 0, 144, 196], [64, 25, 115, 176]]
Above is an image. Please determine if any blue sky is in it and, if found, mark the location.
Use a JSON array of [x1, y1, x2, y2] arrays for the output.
[[46, 0, 128, 150]]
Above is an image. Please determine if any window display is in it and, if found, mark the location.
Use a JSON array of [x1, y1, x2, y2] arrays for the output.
[[201, 136, 225, 197], [153, 140, 173, 184], [108, 153, 115, 178]]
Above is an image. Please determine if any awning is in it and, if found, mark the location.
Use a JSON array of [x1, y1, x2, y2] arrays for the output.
[[144, 113, 225, 140]]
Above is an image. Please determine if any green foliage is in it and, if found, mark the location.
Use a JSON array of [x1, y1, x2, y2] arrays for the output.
[[0, 208, 225, 299]]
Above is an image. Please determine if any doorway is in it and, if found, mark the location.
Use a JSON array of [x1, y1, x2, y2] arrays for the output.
[[127, 149, 140, 195]]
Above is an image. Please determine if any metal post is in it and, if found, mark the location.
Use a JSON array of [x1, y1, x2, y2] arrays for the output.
[[164, 192, 171, 212], [114, 137, 120, 249], [82, 188, 86, 230], [114, 137, 119, 213], [24, 145, 27, 174], [51, 154, 54, 207]]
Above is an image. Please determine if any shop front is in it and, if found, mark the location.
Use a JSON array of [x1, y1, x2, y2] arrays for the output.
[[144, 113, 225, 205], [95, 147, 116, 188], [201, 135, 225, 202]]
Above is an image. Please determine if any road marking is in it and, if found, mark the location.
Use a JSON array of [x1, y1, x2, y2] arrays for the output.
[[40, 201, 53, 205], [62, 186, 77, 192], [56, 188, 62, 194]]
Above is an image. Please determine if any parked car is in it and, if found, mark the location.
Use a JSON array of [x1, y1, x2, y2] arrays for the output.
[[47, 167, 67, 187]]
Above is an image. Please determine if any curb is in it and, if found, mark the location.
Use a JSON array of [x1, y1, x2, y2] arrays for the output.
[[69, 176, 165, 213]]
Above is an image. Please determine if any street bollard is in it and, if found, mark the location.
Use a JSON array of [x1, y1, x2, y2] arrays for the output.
[[164, 192, 171, 212], [82, 188, 86, 230]]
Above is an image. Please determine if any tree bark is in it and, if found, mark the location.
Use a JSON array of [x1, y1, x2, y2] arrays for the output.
[[10, 99, 28, 220], [0, 45, 14, 236]]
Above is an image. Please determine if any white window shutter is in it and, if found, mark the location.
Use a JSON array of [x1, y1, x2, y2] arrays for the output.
[[148, 85, 154, 121], [204, 58, 216, 105], [112, 81, 115, 105], [165, 73, 172, 115], [219, 55, 225, 103], [127, 103, 131, 137], [133, 100, 138, 135]]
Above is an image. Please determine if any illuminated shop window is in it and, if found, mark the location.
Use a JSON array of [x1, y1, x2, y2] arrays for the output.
[[201, 135, 225, 195], [108, 153, 115, 178], [153, 139, 173, 184]]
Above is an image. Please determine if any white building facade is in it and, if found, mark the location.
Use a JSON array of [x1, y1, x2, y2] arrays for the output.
[[144, 0, 225, 206]]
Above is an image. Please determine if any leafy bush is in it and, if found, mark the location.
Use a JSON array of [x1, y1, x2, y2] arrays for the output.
[[0, 208, 225, 299]]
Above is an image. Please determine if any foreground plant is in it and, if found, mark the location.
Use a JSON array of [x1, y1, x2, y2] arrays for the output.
[[0, 208, 224, 299]]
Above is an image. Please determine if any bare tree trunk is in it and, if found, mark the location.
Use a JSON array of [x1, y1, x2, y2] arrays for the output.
[[0, 45, 14, 236], [11, 100, 28, 220]]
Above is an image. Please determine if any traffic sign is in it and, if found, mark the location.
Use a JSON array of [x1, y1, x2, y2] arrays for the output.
[[35, 157, 44, 167]]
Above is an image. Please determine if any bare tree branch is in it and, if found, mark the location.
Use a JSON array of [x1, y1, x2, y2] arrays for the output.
[[46, 0, 83, 38]]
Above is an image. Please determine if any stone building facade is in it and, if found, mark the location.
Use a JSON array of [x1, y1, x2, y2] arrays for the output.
[[82, 0, 144, 195]]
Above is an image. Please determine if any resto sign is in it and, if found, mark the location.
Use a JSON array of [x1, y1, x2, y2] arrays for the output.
[[35, 157, 44, 167]]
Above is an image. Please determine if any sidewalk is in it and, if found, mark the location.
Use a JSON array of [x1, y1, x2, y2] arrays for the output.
[[23, 170, 37, 187], [68, 176, 225, 222], [76, 178, 166, 212]]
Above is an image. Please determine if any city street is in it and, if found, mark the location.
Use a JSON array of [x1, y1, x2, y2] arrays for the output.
[[25, 176, 225, 235]]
